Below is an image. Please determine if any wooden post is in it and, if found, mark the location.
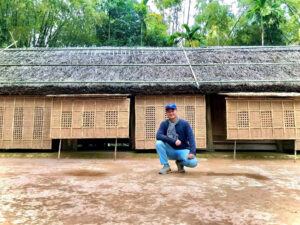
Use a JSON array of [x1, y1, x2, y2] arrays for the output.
[[233, 140, 237, 160], [295, 144, 297, 163], [58, 139, 62, 160], [114, 138, 117, 161], [130, 96, 135, 150], [206, 95, 214, 151]]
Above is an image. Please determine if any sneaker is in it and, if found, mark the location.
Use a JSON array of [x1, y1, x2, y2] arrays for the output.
[[176, 160, 185, 173], [158, 165, 172, 174]]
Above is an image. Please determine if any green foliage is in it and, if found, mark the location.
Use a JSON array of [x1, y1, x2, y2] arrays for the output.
[[195, 0, 235, 46], [97, 0, 142, 46], [229, 16, 262, 45], [144, 13, 168, 46], [154, 0, 182, 10], [0, 0, 299, 48], [134, 0, 149, 45], [169, 24, 204, 47], [280, 0, 300, 45], [237, 0, 290, 45], [0, 0, 105, 47]]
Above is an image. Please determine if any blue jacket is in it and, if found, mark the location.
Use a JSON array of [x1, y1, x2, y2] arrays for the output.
[[156, 119, 196, 155]]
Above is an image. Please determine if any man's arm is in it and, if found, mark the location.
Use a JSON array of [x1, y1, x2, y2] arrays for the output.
[[186, 122, 196, 155], [156, 121, 177, 145]]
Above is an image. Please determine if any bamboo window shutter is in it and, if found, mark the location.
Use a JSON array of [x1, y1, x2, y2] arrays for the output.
[[261, 111, 272, 128], [106, 111, 118, 128], [33, 107, 44, 140], [83, 111, 95, 127], [13, 107, 23, 140], [145, 106, 156, 140], [135, 95, 206, 149], [0, 97, 51, 149], [226, 98, 300, 140], [185, 106, 195, 133], [50, 98, 129, 139], [61, 111, 72, 128]]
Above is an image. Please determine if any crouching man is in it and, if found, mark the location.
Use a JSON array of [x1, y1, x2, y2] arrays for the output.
[[155, 103, 198, 174]]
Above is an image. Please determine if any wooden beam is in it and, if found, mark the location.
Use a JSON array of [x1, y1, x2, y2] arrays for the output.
[[114, 138, 118, 161], [206, 95, 214, 151], [130, 96, 136, 150], [58, 139, 62, 160], [47, 94, 130, 98], [234, 140, 237, 160]]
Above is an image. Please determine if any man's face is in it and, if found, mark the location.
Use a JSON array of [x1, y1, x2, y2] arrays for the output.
[[166, 108, 177, 120]]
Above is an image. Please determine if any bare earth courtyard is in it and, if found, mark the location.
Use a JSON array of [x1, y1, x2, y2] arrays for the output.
[[0, 157, 300, 225]]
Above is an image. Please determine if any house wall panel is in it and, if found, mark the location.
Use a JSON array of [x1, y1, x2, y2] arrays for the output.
[[0, 96, 52, 149], [135, 95, 206, 150], [226, 98, 300, 140], [50, 98, 130, 139]]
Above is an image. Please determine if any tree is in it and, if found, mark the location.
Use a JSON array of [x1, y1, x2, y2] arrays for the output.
[[195, 0, 235, 46], [134, 0, 149, 46], [154, 0, 182, 33], [0, 0, 105, 47], [97, 0, 141, 46], [169, 24, 203, 47], [239, 0, 285, 46], [144, 13, 168, 46], [279, 0, 300, 45]]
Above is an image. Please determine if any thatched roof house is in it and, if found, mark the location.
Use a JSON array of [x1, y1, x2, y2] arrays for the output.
[[0, 46, 300, 95], [1, 46, 300, 154]]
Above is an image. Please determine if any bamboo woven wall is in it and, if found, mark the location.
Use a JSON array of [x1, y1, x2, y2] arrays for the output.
[[135, 95, 206, 149], [226, 98, 300, 140], [0, 96, 52, 149], [50, 97, 129, 139]]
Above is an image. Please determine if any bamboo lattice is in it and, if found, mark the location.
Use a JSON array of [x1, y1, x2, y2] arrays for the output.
[[0, 96, 52, 149], [135, 95, 206, 149], [226, 98, 300, 140], [50, 97, 129, 139]]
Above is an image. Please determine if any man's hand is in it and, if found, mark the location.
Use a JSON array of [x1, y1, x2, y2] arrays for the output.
[[175, 140, 181, 146], [187, 154, 195, 159]]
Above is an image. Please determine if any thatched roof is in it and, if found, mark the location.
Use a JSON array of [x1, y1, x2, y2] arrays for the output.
[[0, 46, 300, 95]]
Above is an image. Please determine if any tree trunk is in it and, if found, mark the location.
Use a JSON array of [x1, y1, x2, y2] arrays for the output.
[[187, 0, 191, 26], [261, 16, 264, 46], [182, 1, 185, 30], [141, 22, 143, 46], [108, 13, 111, 41]]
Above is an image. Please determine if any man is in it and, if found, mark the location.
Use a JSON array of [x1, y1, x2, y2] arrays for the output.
[[155, 103, 198, 174]]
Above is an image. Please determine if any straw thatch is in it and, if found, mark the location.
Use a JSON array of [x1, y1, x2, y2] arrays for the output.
[[0, 46, 300, 95]]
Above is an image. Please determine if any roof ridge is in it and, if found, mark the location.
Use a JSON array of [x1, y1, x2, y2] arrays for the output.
[[2, 46, 300, 52]]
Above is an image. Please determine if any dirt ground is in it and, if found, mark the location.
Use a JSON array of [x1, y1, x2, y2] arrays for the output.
[[0, 157, 300, 225]]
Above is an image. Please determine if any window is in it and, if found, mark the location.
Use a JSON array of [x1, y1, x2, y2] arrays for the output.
[[83, 111, 95, 127], [145, 106, 156, 139], [284, 110, 295, 128], [261, 111, 272, 128], [33, 107, 43, 139], [61, 111, 72, 128], [237, 111, 249, 128], [13, 107, 23, 140], [106, 111, 118, 127], [185, 106, 195, 132]]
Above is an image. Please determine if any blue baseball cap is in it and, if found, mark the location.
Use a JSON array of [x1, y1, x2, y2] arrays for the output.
[[165, 103, 177, 110]]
